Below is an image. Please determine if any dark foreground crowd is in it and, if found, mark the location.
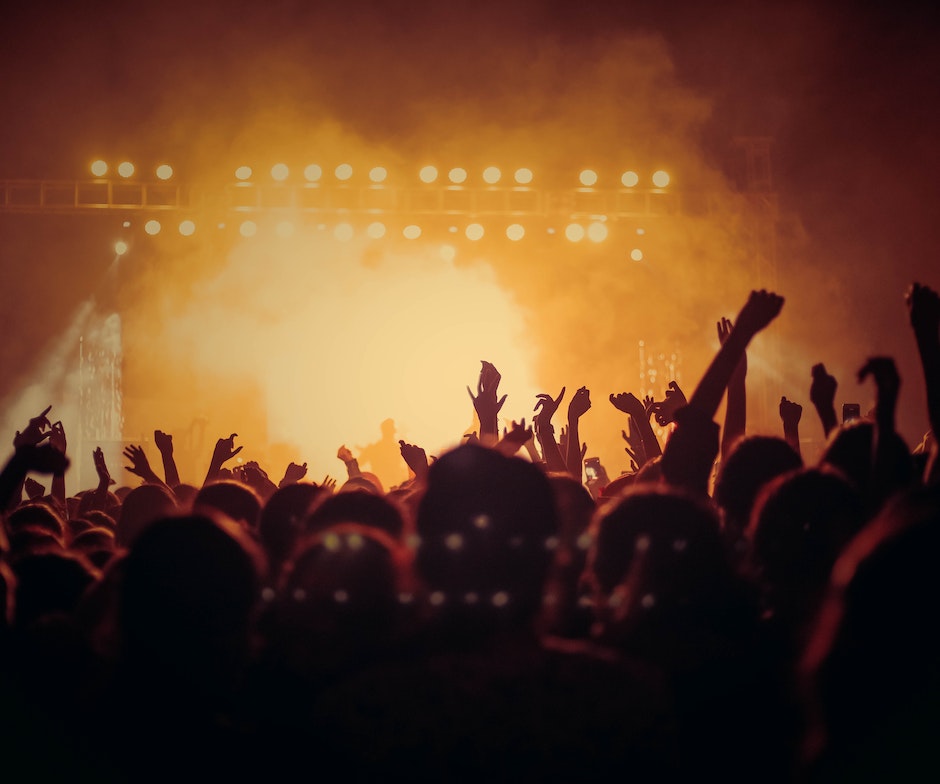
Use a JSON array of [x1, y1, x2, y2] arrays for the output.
[[1, 285, 938, 783]]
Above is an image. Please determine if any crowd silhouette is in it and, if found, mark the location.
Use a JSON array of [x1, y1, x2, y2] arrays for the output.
[[1, 283, 938, 782]]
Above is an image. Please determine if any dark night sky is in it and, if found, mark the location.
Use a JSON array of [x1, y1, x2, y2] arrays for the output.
[[2, 0, 939, 451]]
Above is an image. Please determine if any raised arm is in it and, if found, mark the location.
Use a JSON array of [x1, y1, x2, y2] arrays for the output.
[[203, 433, 243, 486], [717, 317, 747, 460], [809, 363, 839, 438], [467, 361, 507, 446], [906, 282, 940, 483], [858, 356, 909, 505], [48, 420, 68, 511], [779, 396, 803, 457], [610, 391, 662, 465], [154, 429, 181, 488], [565, 387, 591, 479], [533, 387, 568, 472]]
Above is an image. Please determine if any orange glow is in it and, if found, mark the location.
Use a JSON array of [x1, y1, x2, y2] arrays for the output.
[[235, 166, 253, 180], [565, 223, 585, 241], [652, 170, 670, 187], [587, 221, 608, 242], [367, 221, 386, 239], [439, 244, 457, 262], [275, 221, 295, 238], [239, 221, 257, 238], [90, 160, 108, 177], [178, 220, 195, 236], [334, 223, 354, 241], [155, 164, 173, 180], [144, 220, 161, 235], [117, 161, 135, 178]]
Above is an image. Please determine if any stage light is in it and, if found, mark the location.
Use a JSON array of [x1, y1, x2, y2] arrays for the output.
[[652, 170, 670, 187], [179, 220, 196, 236], [239, 220, 257, 238], [439, 244, 456, 262], [334, 223, 354, 241], [419, 165, 438, 184], [482, 166, 501, 184], [403, 224, 422, 239], [448, 167, 467, 184], [235, 166, 252, 181], [335, 163, 353, 181], [122, 220, 131, 228], [636, 228, 646, 235], [114, 241, 128, 256], [621, 170, 639, 187], [506, 224, 525, 241], [117, 161, 135, 178], [155, 164, 173, 180], [579, 169, 598, 187], [271, 163, 289, 181], [565, 223, 585, 242], [144, 220, 161, 235], [275, 221, 294, 238], [514, 168, 533, 185], [631, 248, 644, 261], [366, 221, 386, 239], [587, 221, 608, 243], [466, 223, 484, 240], [304, 164, 322, 182], [90, 160, 108, 177], [369, 166, 387, 183]]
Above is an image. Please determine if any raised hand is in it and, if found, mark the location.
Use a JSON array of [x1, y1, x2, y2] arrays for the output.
[[48, 421, 67, 454], [718, 316, 747, 378], [779, 397, 803, 428], [319, 475, 337, 492], [154, 429, 181, 487], [399, 439, 429, 479], [609, 392, 645, 418], [154, 429, 173, 455], [497, 419, 534, 458], [279, 461, 308, 487], [337, 445, 355, 463], [123, 444, 161, 484], [93, 446, 115, 487], [651, 381, 688, 426], [534, 387, 565, 428], [467, 360, 507, 444], [13, 405, 52, 448], [643, 395, 656, 418], [567, 386, 592, 420], [810, 364, 837, 411], [734, 289, 785, 336], [906, 282, 940, 337], [24, 477, 45, 500], [858, 357, 901, 418], [211, 433, 243, 466]]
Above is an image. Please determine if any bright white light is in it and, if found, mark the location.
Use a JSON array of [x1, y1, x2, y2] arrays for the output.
[[122, 221, 131, 228], [506, 224, 525, 241], [652, 170, 670, 188], [304, 164, 322, 182], [366, 222, 386, 239], [144, 220, 161, 235], [178, 220, 195, 237], [482, 166, 501, 184], [587, 221, 608, 243], [621, 170, 639, 187], [514, 168, 533, 185], [369, 166, 387, 183], [448, 167, 467, 184], [334, 223, 354, 241], [579, 169, 598, 187], [631, 248, 644, 261], [114, 241, 128, 256], [565, 223, 585, 242], [271, 163, 289, 181], [275, 221, 294, 238], [239, 221, 257, 238], [636, 228, 646, 235], [90, 160, 108, 177], [117, 162, 135, 178], [235, 166, 252, 181], [403, 225, 421, 239], [466, 223, 484, 241], [439, 244, 456, 262], [335, 164, 353, 181], [155, 164, 173, 181], [419, 165, 438, 184]]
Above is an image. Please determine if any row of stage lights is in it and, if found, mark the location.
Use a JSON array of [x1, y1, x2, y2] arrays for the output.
[[90, 160, 671, 189], [113, 218, 647, 261]]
